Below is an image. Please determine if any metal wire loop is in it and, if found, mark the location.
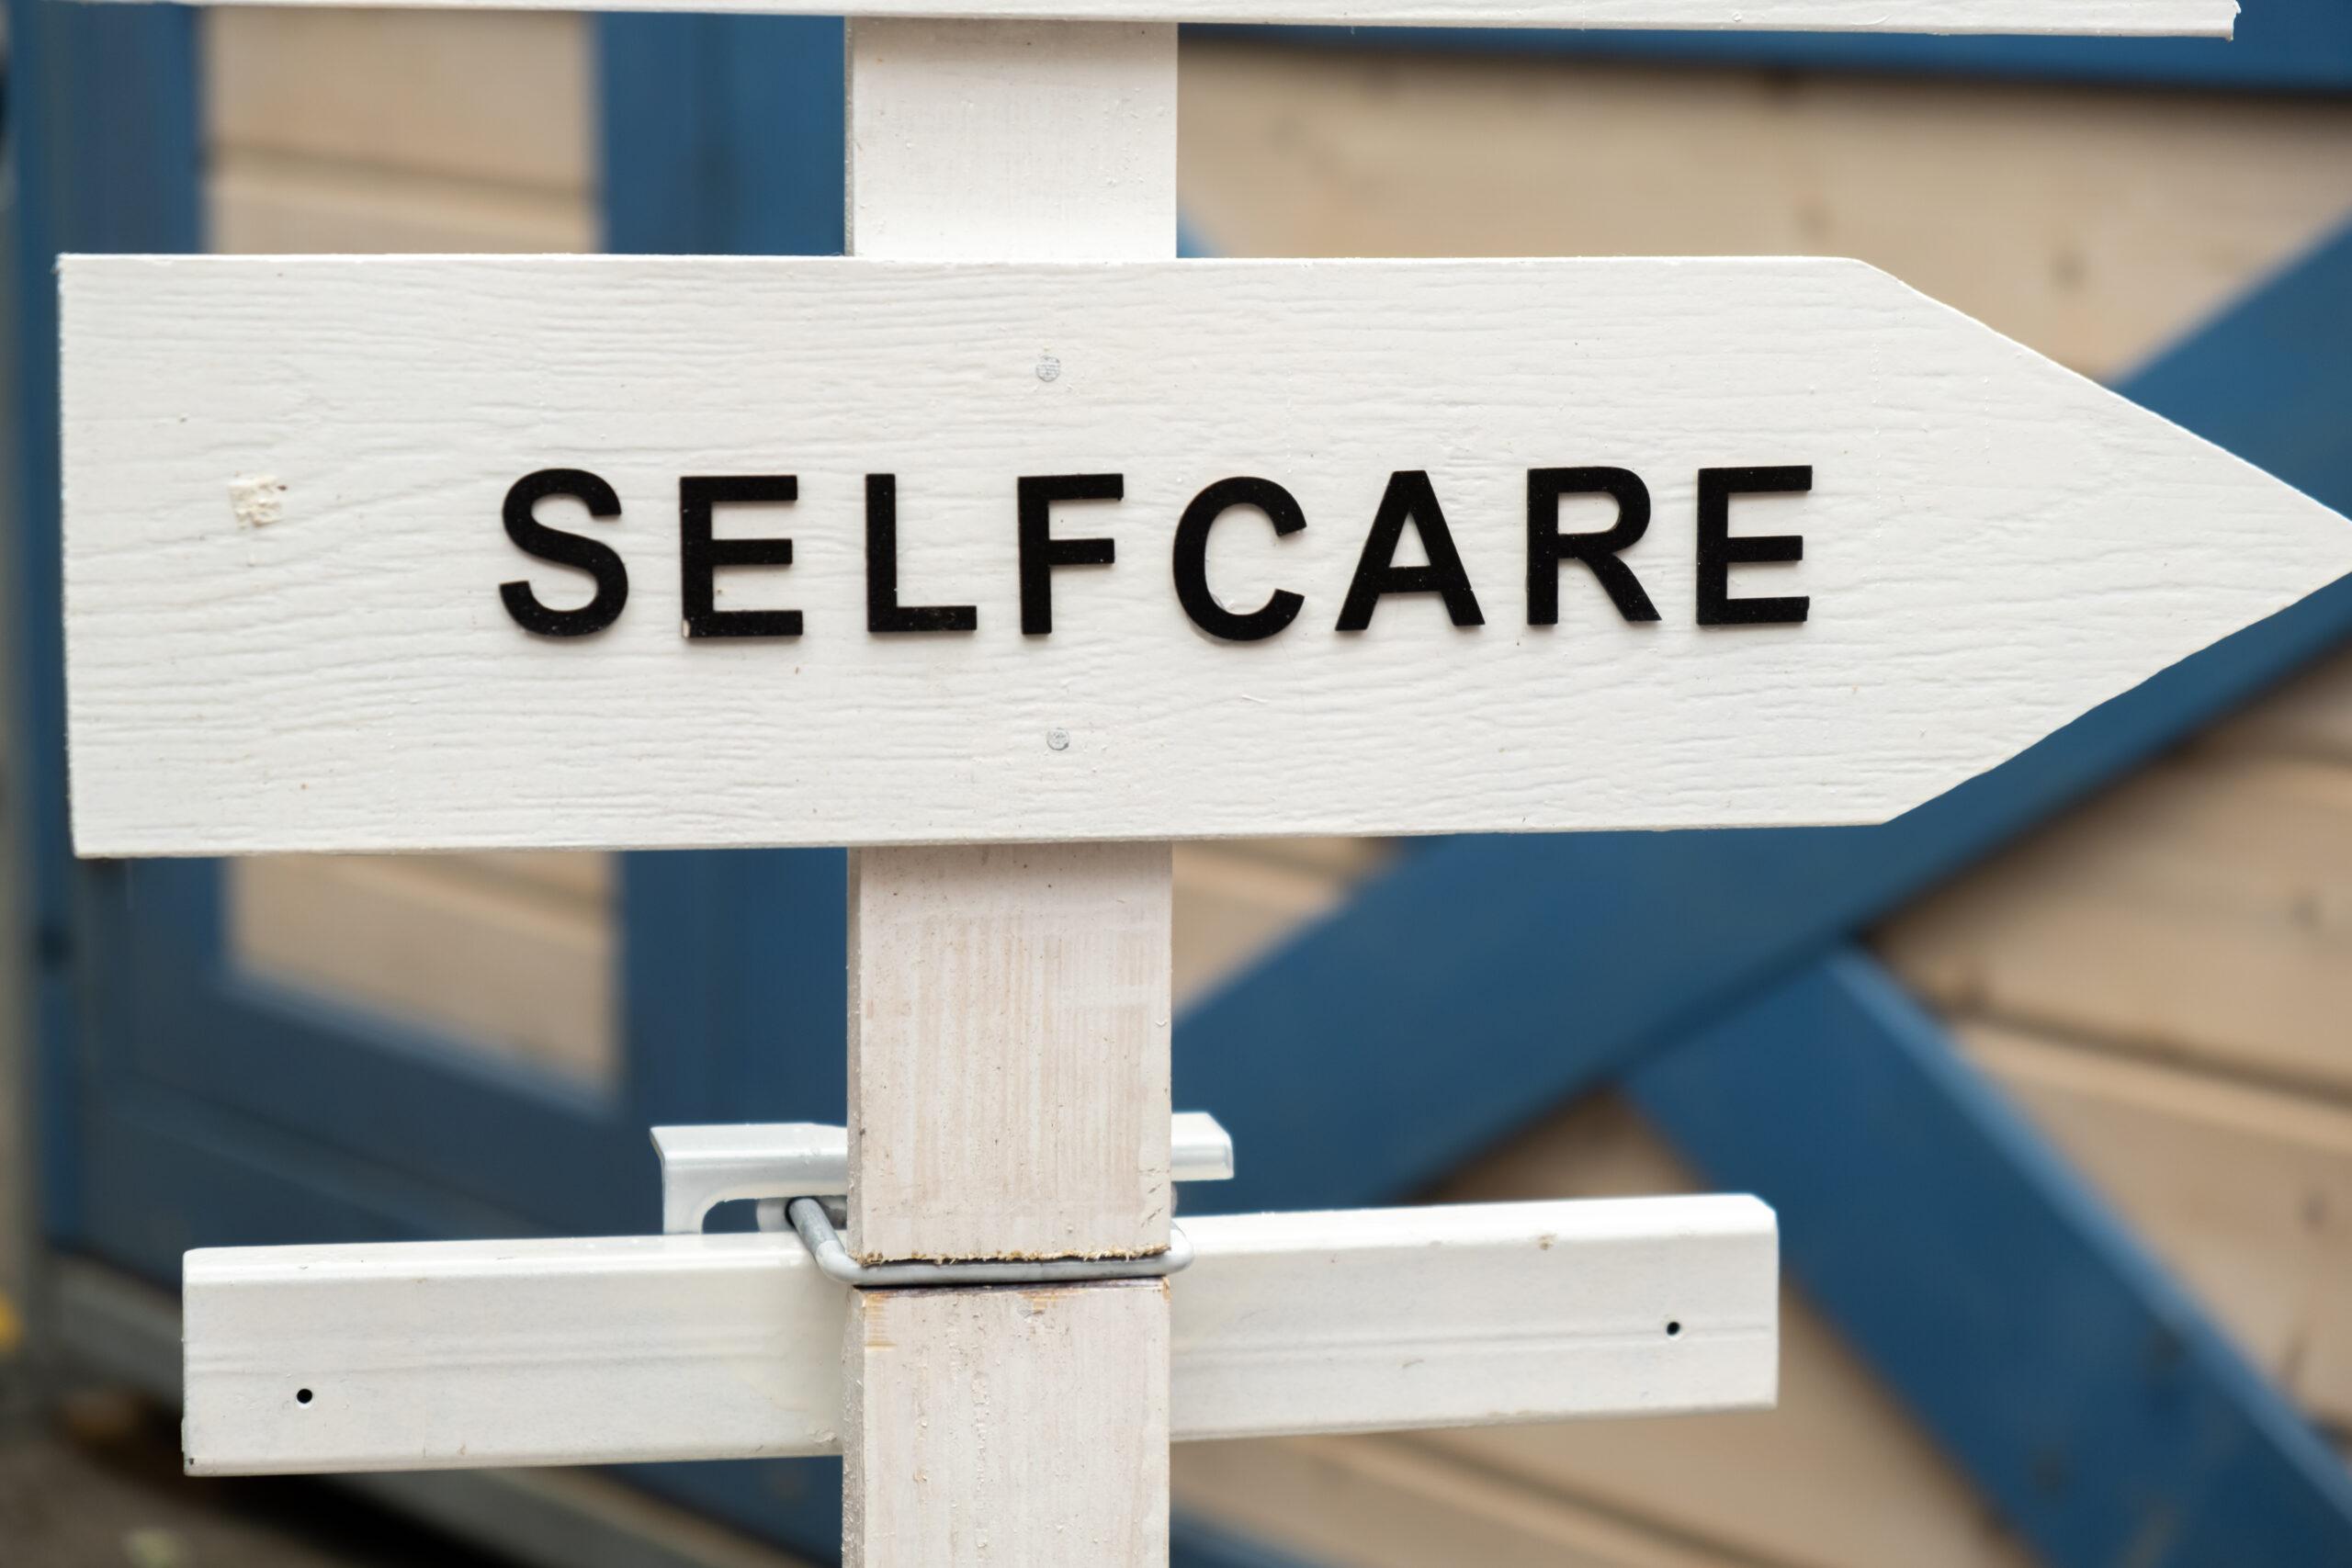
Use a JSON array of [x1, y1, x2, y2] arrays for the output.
[[786, 1196, 1193, 1289]]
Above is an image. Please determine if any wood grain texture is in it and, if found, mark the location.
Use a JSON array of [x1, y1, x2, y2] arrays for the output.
[[1173, 1433, 1754, 1568], [845, 1281, 1170, 1568], [210, 155, 594, 254], [1171, 838, 1389, 1005], [207, 9, 593, 256], [1955, 1018, 2352, 1431], [231, 851, 615, 1084], [1878, 750, 2352, 1096], [106, 0, 2244, 33], [849, 20, 1174, 262], [208, 9, 590, 193], [183, 1232, 850, 1473], [60, 254, 2350, 854], [1177, 40, 2352, 383], [1170, 1196, 1775, 1441], [848, 842, 1172, 1261]]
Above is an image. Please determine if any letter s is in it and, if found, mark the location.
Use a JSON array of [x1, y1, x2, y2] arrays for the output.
[[500, 468, 628, 637]]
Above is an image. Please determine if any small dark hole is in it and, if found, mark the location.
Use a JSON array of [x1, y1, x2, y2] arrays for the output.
[[296, 1388, 313, 1404], [1666, 1321, 1682, 1337]]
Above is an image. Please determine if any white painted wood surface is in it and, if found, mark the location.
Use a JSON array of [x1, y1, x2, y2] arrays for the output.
[[61, 254, 2348, 855], [1172, 1196, 1777, 1440], [81, 0, 2242, 37], [178, 1194, 1777, 1475], [849, 843, 1174, 1262], [849, 20, 1175, 263], [847, 1281, 1170, 1568], [181, 1231, 845, 1472]]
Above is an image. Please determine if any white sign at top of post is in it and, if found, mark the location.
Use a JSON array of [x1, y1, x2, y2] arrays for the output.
[[61, 253, 2348, 856]]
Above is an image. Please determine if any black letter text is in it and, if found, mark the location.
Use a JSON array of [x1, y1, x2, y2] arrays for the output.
[[501, 468, 628, 637], [1526, 467, 1659, 626], [1018, 474, 1121, 635], [866, 474, 978, 633], [1696, 466, 1811, 626], [1172, 477, 1306, 642], [1335, 470, 1485, 632], [681, 475, 801, 639]]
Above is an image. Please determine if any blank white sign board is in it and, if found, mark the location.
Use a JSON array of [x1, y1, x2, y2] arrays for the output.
[[181, 1196, 1776, 1473], [71, 0, 2239, 29], [62, 254, 2348, 855]]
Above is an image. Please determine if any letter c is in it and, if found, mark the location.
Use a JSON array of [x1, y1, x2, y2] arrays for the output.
[[1172, 477, 1306, 642]]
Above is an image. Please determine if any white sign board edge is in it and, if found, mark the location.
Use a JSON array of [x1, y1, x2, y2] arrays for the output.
[[180, 1194, 1778, 1474], [64, 0, 2238, 35], [61, 253, 2349, 856]]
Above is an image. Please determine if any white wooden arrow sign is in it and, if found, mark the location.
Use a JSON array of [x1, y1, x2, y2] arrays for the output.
[[60, 254, 2348, 857]]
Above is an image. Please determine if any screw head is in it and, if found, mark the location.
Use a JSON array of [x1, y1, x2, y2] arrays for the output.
[[1046, 728, 1070, 751], [1035, 354, 1062, 383]]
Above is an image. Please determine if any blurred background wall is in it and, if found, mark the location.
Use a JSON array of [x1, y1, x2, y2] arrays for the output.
[[6, 8, 2352, 1568]]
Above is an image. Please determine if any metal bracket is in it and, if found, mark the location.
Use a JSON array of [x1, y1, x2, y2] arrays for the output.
[[650, 1111, 1235, 1236], [786, 1197, 1193, 1288]]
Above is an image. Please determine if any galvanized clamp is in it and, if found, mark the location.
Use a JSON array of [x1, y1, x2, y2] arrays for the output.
[[650, 1111, 1229, 1287], [651, 1111, 1233, 1235]]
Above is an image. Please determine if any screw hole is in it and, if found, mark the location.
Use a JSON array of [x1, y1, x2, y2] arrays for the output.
[[1666, 1321, 1682, 1337], [295, 1388, 313, 1404]]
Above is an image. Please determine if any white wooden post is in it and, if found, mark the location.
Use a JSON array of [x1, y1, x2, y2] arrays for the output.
[[842, 26, 1179, 1567]]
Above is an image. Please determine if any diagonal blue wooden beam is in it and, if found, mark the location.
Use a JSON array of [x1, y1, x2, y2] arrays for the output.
[[1628, 949, 2352, 1568], [1178, 214, 2352, 1219]]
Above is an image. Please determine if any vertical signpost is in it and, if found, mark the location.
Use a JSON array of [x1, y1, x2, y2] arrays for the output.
[[51, 0, 2352, 1565], [842, 25, 1182, 1562]]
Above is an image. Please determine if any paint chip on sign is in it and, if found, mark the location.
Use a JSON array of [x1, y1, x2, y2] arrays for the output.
[[230, 474, 285, 527]]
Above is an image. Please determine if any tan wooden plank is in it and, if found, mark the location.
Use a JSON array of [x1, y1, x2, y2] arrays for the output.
[[1954, 1019, 2352, 1429], [1171, 840, 1389, 1006], [210, 152, 593, 254], [440, 850, 611, 903], [1172, 1432, 1758, 1568], [230, 852, 614, 1085], [207, 9, 589, 193], [1878, 752, 2352, 1096], [2200, 642, 2352, 766], [1177, 39, 2352, 380]]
